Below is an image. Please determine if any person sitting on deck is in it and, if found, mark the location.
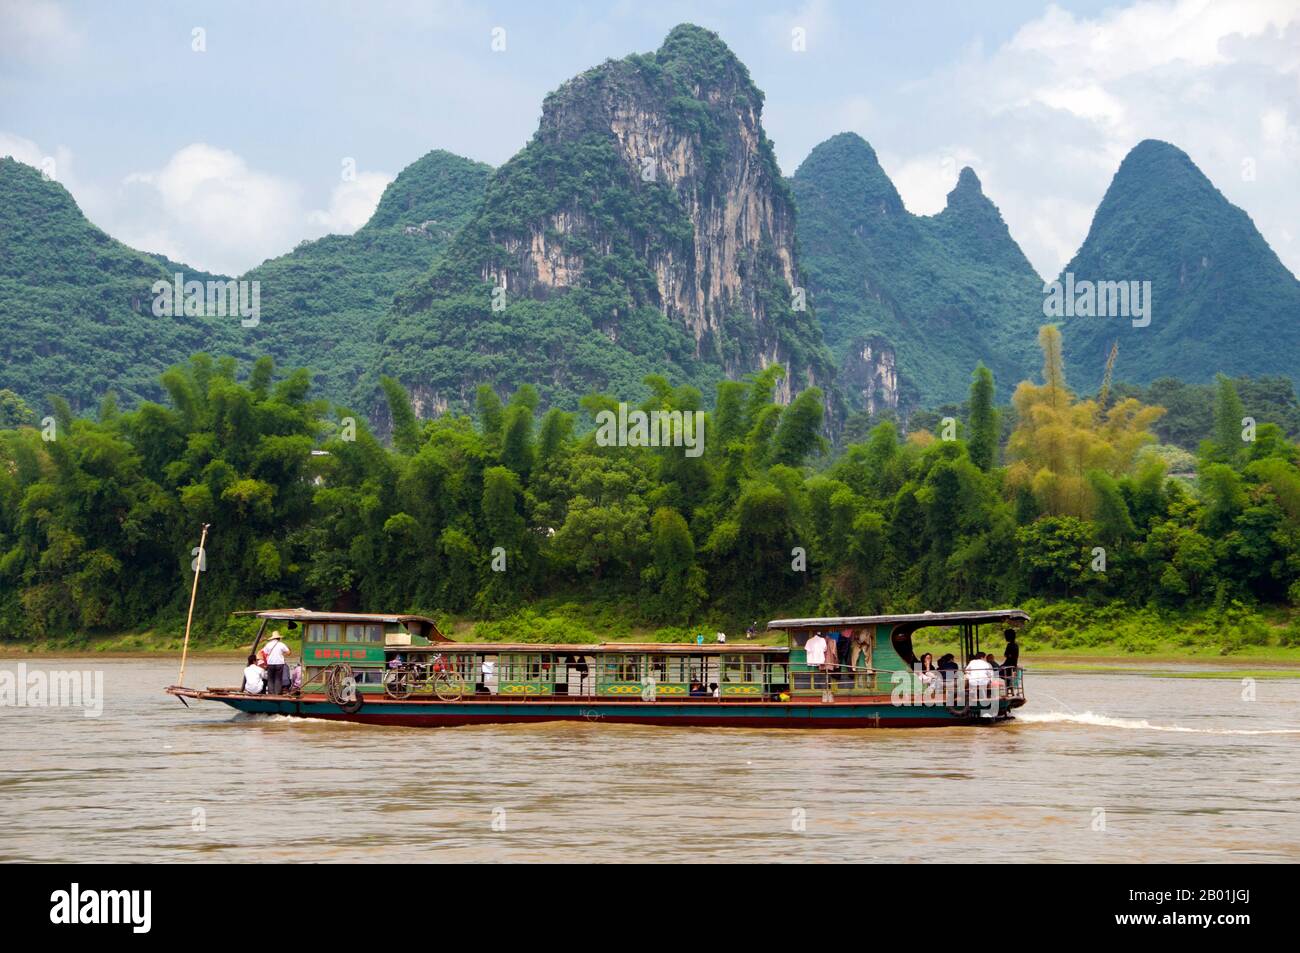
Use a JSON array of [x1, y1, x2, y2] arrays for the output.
[[937, 654, 959, 680], [917, 652, 938, 688], [290, 662, 303, 694], [243, 654, 266, 694], [964, 652, 994, 688], [689, 681, 708, 697]]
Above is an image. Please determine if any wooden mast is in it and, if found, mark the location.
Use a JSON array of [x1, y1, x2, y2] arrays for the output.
[[177, 523, 210, 687]]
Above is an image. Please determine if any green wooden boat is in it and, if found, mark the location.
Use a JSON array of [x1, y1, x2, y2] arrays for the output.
[[167, 607, 1029, 728]]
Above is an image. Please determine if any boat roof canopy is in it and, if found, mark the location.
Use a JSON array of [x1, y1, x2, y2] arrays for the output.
[[245, 609, 452, 642], [767, 609, 1029, 631]]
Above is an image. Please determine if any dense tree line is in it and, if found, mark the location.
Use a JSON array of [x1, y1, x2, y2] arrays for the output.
[[1, 328, 1298, 645]]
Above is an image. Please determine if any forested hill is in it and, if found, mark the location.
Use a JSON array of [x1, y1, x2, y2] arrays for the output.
[[1060, 139, 1300, 392], [0, 151, 491, 418], [380, 23, 835, 419], [240, 150, 492, 415], [0, 157, 247, 411], [792, 132, 1044, 413]]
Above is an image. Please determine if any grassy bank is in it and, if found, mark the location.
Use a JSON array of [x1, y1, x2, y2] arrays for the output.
[[3, 601, 1300, 675]]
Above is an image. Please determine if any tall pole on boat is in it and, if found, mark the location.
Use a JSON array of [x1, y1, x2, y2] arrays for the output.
[[177, 523, 209, 687]]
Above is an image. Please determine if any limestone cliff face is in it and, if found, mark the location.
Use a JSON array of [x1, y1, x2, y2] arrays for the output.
[[840, 335, 899, 416], [531, 48, 799, 354], [414, 24, 832, 406]]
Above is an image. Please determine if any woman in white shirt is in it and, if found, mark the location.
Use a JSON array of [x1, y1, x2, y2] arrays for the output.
[[243, 654, 266, 694]]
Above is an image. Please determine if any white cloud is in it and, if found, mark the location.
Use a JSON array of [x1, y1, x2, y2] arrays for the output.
[[0, 0, 82, 61], [113, 144, 307, 274], [308, 172, 392, 233], [13, 143, 392, 276], [885, 146, 983, 217]]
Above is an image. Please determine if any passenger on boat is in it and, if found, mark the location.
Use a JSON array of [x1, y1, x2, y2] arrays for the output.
[[482, 657, 498, 695], [262, 630, 292, 695], [689, 681, 708, 697], [937, 654, 959, 680], [1002, 629, 1020, 674], [243, 654, 266, 694], [964, 653, 993, 687], [710, 682, 721, 698], [918, 652, 938, 688], [290, 662, 303, 695]]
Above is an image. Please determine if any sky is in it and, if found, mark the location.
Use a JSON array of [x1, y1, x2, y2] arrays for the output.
[[2, 0, 1297, 279]]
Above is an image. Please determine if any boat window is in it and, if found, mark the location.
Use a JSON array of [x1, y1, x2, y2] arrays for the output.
[[501, 654, 549, 681], [367, 624, 384, 642], [325, 623, 343, 642], [345, 624, 365, 642], [306, 623, 324, 642], [602, 654, 639, 681]]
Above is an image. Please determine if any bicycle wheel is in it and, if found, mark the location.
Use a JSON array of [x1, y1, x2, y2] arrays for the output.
[[383, 669, 413, 700], [434, 672, 466, 701]]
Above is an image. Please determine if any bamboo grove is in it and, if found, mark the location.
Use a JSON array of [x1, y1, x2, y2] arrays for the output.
[[1, 326, 1298, 648]]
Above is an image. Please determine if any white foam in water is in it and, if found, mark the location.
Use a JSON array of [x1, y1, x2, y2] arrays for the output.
[[1016, 710, 1300, 735]]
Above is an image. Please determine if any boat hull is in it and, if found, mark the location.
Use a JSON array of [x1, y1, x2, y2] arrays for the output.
[[169, 689, 1024, 728]]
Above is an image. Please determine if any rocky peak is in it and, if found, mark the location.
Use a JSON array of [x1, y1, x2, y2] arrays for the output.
[[412, 23, 832, 404], [794, 133, 905, 225]]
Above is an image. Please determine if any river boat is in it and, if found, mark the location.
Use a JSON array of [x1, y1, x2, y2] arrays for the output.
[[166, 607, 1029, 728]]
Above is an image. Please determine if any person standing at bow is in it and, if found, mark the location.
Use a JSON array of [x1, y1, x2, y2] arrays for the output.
[[262, 630, 292, 696]]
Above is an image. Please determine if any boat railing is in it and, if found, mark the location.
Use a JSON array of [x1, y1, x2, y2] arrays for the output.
[[296, 658, 1025, 704]]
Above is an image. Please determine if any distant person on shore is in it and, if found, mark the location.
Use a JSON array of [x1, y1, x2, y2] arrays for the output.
[[262, 630, 292, 695], [243, 654, 266, 694]]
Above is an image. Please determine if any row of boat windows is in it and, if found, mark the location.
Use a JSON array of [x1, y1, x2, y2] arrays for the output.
[[390, 653, 785, 683], [304, 623, 386, 644]]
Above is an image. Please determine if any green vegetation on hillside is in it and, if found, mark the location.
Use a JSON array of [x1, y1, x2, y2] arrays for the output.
[[792, 133, 1044, 410], [0, 157, 247, 412], [229, 150, 492, 416], [1060, 139, 1300, 391]]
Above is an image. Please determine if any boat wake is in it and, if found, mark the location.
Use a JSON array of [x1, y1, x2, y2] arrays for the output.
[[1016, 710, 1300, 735]]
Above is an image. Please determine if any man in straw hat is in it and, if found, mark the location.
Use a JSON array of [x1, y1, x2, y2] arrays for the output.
[[262, 629, 293, 696]]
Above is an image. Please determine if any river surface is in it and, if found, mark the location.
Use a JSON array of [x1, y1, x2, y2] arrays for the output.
[[2, 658, 1298, 862]]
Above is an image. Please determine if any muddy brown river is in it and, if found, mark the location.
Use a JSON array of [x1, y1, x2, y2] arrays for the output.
[[2, 658, 1298, 862]]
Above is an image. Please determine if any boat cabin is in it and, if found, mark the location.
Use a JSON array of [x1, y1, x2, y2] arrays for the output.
[[244, 607, 1026, 703], [767, 609, 1029, 696]]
